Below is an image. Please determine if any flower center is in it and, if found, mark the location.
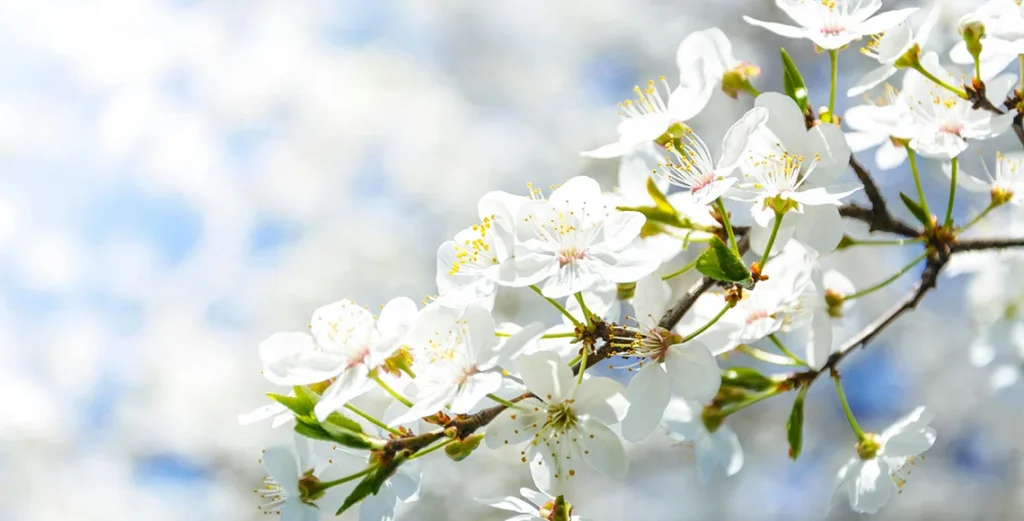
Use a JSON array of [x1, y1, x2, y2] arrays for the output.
[[449, 215, 501, 276], [545, 401, 579, 433], [257, 475, 288, 513], [690, 171, 717, 194], [745, 309, 772, 325], [557, 247, 587, 267], [939, 122, 964, 136], [618, 76, 673, 120]]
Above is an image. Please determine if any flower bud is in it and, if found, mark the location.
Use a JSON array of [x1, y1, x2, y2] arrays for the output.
[[444, 433, 484, 461], [721, 62, 761, 99], [958, 15, 986, 63]]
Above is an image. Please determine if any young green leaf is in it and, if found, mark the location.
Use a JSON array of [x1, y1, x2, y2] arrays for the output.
[[787, 385, 809, 460], [696, 236, 751, 284], [646, 176, 676, 214], [336, 451, 411, 515], [267, 390, 315, 417], [899, 192, 933, 226], [721, 367, 776, 392], [780, 48, 810, 112]]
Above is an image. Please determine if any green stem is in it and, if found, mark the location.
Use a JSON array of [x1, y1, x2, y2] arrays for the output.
[[974, 55, 982, 84], [720, 387, 784, 417], [768, 334, 809, 367], [567, 353, 583, 368], [735, 343, 800, 366], [680, 302, 732, 343], [344, 403, 403, 436], [843, 251, 929, 301], [960, 204, 997, 233], [714, 198, 739, 255], [944, 156, 958, 228], [661, 257, 700, 281], [759, 211, 784, 267], [409, 438, 455, 460], [741, 81, 761, 98], [574, 292, 594, 327], [371, 374, 413, 408], [496, 330, 577, 340], [904, 145, 932, 218], [315, 466, 375, 491], [912, 63, 969, 98], [828, 49, 839, 121], [486, 393, 517, 408], [833, 374, 867, 441], [1019, 55, 1023, 92], [530, 285, 582, 327]]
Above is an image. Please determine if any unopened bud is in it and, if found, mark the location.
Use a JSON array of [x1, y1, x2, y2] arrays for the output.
[[444, 433, 484, 461], [958, 15, 986, 62], [721, 62, 761, 99]]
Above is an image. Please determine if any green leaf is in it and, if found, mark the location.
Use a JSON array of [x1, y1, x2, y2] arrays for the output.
[[336, 451, 410, 515], [617, 205, 686, 228], [787, 386, 809, 460], [320, 413, 378, 450], [780, 48, 809, 112], [696, 237, 751, 284], [721, 367, 775, 392], [267, 391, 315, 417], [646, 176, 675, 215], [899, 192, 932, 226], [294, 422, 335, 442]]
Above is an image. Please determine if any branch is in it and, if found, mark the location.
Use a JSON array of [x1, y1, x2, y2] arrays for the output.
[[953, 237, 1024, 253], [839, 203, 920, 238], [1014, 112, 1024, 150]]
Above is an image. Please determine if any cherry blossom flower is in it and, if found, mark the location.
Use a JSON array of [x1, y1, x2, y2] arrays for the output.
[[743, 0, 917, 50], [478, 488, 585, 521], [581, 77, 697, 159], [258, 437, 350, 520], [942, 151, 1024, 206], [676, 28, 761, 115], [950, 0, 1024, 78], [847, 5, 940, 97], [389, 303, 510, 426], [898, 53, 1015, 159], [658, 107, 769, 206], [485, 351, 629, 496], [662, 397, 744, 482], [257, 297, 418, 421], [835, 407, 937, 514], [436, 191, 527, 310], [616, 275, 722, 442], [509, 176, 659, 298], [327, 445, 422, 521], [844, 85, 912, 171], [735, 93, 858, 255]]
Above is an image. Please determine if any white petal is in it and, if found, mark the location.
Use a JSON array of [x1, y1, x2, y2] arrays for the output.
[[847, 65, 898, 97], [478, 496, 537, 515], [661, 397, 703, 440], [793, 204, 845, 254], [462, 304, 499, 366], [711, 425, 744, 477], [846, 458, 892, 514], [844, 131, 886, 152], [573, 376, 629, 424], [260, 333, 343, 386], [754, 92, 808, 148], [281, 502, 319, 521], [449, 371, 504, 413], [632, 274, 670, 328], [518, 351, 575, 404], [359, 489, 398, 521], [663, 342, 721, 403], [262, 446, 299, 496], [310, 300, 377, 351], [622, 363, 671, 442], [314, 368, 373, 421], [485, 398, 547, 448], [582, 140, 639, 159], [910, 132, 967, 160], [718, 107, 769, 171], [520, 487, 550, 507], [855, 8, 918, 36], [238, 402, 288, 426], [579, 419, 629, 479], [875, 141, 908, 170], [529, 446, 561, 497], [742, 16, 812, 41], [601, 211, 646, 251], [377, 297, 418, 342]]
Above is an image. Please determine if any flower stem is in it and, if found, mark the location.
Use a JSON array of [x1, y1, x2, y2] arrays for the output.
[[960, 203, 997, 233], [496, 330, 577, 340], [577, 347, 589, 384], [409, 438, 455, 460], [486, 393, 517, 408], [530, 285, 581, 327], [371, 373, 413, 408], [567, 353, 582, 367], [828, 49, 839, 121], [344, 403, 404, 436], [1019, 55, 1024, 91], [714, 198, 739, 255], [843, 237, 926, 247], [720, 387, 784, 417], [574, 292, 595, 327], [680, 302, 731, 343], [944, 156, 958, 228], [974, 55, 983, 84], [833, 374, 867, 441], [843, 250, 929, 301], [912, 63, 969, 98], [661, 257, 700, 281], [735, 343, 800, 366], [904, 145, 932, 218], [315, 466, 374, 491], [759, 211, 784, 267], [768, 334, 809, 367]]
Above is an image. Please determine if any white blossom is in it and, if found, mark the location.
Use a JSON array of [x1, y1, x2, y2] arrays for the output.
[[582, 78, 697, 159], [676, 27, 761, 114], [257, 437, 349, 519], [848, 5, 940, 97], [743, 0, 917, 50], [844, 85, 912, 170], [478, 488, 585, 521], [942, 151, 1024, 205], [662, 397, 744, 482]]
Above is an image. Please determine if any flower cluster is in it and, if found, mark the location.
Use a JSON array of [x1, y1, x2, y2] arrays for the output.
[[241, 1, 1024, 518]]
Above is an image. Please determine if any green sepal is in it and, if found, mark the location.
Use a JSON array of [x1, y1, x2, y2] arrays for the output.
[[780, 48, 810, 112], [899, 192, 932, 226]]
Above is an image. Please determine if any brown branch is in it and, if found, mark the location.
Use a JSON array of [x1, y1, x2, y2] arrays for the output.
[[1014, 112, 1024, 150], [849, 156, 890, 219], [839, 203, 921, 238], [953, 237, 1024, 253]]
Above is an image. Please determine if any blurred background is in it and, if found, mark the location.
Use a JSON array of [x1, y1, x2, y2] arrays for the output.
[[1, 0, 1022, 519]]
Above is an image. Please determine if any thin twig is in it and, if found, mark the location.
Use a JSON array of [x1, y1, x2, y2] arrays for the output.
[[953, 237, 1024, 253], [839, 203, 921, 238]]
